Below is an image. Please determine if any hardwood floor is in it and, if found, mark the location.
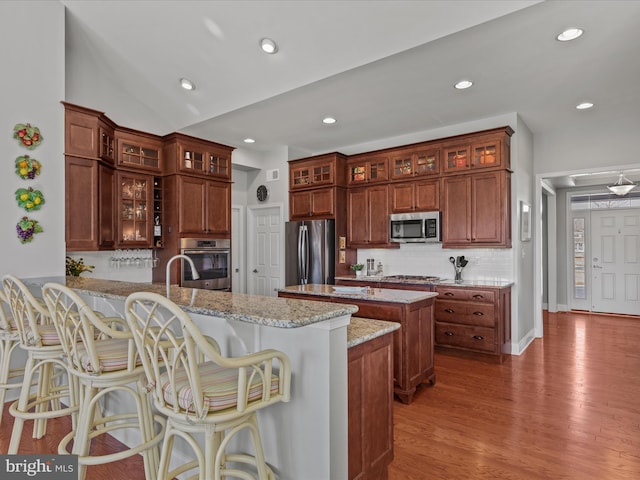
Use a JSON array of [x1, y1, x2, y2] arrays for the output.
[[389, 311, 640, 479], [1, 311, 638, 479]]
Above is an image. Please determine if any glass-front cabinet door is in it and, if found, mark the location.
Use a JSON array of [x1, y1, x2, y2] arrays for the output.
[[118, 172, 152, 247], [443, 145, 470, 173], [208, 153, 230, 178]]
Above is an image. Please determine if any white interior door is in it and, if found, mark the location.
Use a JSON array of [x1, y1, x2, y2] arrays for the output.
[[591, 209, 640, 315], [248, 205, 282, 297]]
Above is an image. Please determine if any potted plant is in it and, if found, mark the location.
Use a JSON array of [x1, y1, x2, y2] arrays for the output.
[[350, 263, 365, 277], [66, 256, 94, 277]]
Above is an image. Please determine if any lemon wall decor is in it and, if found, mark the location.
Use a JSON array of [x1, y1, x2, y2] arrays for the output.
[[15, 187, 45, 212]]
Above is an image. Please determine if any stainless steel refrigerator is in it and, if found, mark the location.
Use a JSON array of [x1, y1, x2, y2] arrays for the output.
[[285, 219, 335, 286]]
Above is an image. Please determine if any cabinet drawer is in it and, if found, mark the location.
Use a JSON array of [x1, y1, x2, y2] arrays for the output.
[[434, 300, 495, 327], [435, 322, 496, 353], [436, 287, 495, 303]]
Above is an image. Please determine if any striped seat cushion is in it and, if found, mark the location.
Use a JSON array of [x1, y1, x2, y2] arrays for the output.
[[74, 338, 137, 373], [33, 324, 62, 346], [161, 361, 280, 413]]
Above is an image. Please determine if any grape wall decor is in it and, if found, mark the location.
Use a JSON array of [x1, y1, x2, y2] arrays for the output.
[[15, 155, 42, 179], [16, 217, 43, 244], [15, 187, 45, 212], [13, 123, 43, 149]]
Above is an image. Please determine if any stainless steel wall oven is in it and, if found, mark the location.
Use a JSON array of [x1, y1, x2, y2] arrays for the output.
[[180, 238, 231, 291]]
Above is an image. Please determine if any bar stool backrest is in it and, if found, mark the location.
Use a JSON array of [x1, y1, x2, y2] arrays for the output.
[[2, 275, 51, 348]]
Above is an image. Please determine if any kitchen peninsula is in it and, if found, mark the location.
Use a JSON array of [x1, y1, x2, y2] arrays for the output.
[[278, 284, 438, 404], [23, 277, 357, 480]]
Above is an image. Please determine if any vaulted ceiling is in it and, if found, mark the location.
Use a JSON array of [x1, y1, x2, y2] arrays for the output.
[[61, 1, 640, 187]]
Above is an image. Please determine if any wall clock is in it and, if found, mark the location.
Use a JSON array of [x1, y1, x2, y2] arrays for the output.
[[257, 184, 269, 202]]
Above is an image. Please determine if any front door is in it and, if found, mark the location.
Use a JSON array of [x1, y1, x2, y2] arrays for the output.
[[591, 209, 640, 315], [248, 205, 282, 297]]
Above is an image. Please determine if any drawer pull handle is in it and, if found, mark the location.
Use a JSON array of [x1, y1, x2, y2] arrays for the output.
[[473, 311, 484, 316], [472, 335, 484, 341], [444, 308, 454, 313], [444, 331, 454, 336], [444, 292, 454, 296], [472, 294, 484, 299]]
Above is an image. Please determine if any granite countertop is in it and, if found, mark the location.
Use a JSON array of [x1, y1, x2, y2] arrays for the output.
[[23, 277, 358, 329], [336, 275, 513, 288], [279, 284, 437, 303], [347, 318, 400, 348]]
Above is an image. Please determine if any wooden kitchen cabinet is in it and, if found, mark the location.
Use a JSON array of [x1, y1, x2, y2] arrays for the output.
[[441, 170, 511, 248], [65, 157, 116, 251], [163, 133, 233, 179], [389, 179, 439, 213], [442, 127, 513, 174], [115, 129, 162, 172], [289, 153, 346, 190], [116, 171, 152, 247], [348, 331, 394, 480], [390, 148, 440, 180], [63, 102, 116, 164], [177, 176, 231, 236], [434, 285, 511, 361], [347, 154, 389, 185], [289, 187, 335, 219], [348, 184, 395, 247]]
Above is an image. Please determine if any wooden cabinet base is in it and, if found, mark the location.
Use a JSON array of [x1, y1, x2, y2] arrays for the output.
[[348, 331, 394, 480]]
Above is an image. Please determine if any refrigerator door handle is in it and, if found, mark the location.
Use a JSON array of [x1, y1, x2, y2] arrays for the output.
[[301, 225, 309, 284], [297, 225, 304, 283]]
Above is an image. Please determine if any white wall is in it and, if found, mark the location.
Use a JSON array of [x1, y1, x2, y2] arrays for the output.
[[512, 116, 535, 353], [0, 1, 66, 279]]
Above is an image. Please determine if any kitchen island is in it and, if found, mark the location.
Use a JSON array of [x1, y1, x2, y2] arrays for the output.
[[278, 284, 438, 404], [23, 277, 358, 480]]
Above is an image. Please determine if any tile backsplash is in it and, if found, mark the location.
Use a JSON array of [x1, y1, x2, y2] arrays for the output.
[[357, 243, 514, 282]]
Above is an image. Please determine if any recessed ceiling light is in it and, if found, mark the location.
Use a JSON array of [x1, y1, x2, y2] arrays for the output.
[[243, 138, 255, 144], [260, 38, 278, 54], [454, 80, 473, 90], [322, 117, 337, 124], [180, 78, 195, 91], [576, 102, 594, 110], [556, 28, 584, 42]]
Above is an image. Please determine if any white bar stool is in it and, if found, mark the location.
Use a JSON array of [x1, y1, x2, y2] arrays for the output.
[[124, 291, 292, 480], [42, 282, 165, 480], [0, 288, 24, 426], [2, 274, 79, 452]]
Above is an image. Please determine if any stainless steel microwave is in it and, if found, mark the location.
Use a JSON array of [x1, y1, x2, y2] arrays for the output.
[[389, 212, 441, 243]]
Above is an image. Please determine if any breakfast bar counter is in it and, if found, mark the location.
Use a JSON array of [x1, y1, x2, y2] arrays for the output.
[[23, 276, 358, 480]]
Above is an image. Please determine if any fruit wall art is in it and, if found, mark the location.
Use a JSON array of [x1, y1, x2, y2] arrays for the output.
[[15, 155, 41, 179], [13, 123, 43, 149], [15, 187, 45, 212], [16, 217, 43, 244], [12, 122, 45, 244]]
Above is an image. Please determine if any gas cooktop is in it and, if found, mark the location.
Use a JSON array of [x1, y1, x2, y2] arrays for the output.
[[383, 275, 440, 282]]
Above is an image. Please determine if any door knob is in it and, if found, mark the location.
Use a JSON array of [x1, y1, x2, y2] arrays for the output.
[[253, 269, 258, 273]]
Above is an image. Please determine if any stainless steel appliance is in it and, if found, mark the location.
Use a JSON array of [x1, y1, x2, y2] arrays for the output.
[[180, 238, 231, 291], [389, 212, 441, 243], [285, 219, 335, 286]]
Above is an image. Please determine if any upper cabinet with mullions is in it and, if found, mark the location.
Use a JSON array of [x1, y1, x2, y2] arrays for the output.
[[442, 127, 514, 174], [163, 132, 232, 180]]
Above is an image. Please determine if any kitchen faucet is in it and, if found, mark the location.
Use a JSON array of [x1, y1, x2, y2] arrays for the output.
[[166, 254, 200, 297]]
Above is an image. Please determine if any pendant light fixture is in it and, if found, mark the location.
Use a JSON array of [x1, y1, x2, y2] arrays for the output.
[[607, 172, 637, 196]]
